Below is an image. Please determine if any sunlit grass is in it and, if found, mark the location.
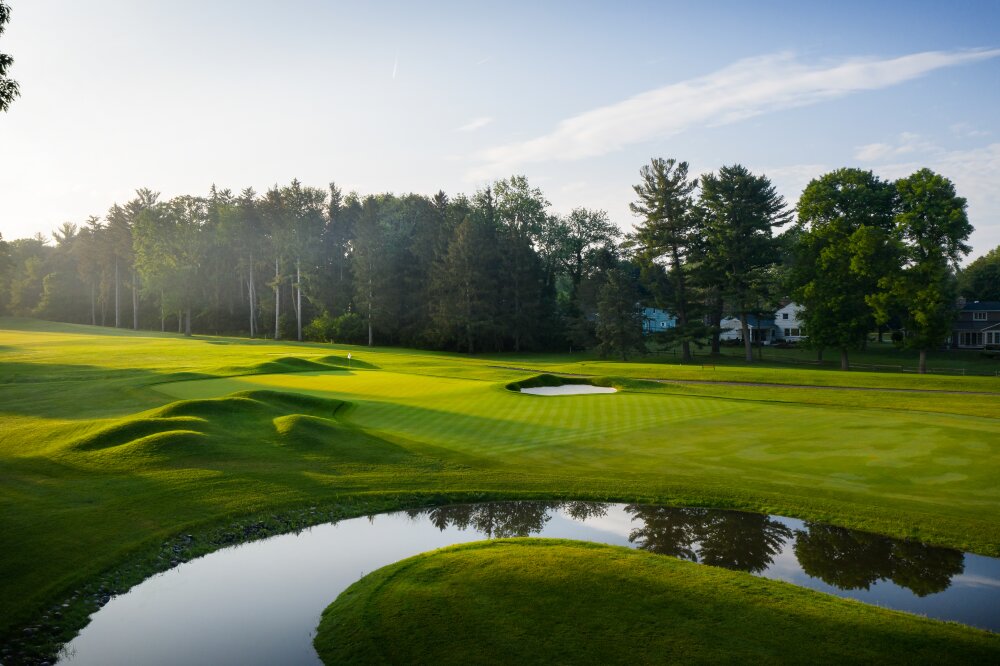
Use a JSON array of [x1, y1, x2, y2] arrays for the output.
[[315, 539, 1000, 664], [1, 316, 999, 648]]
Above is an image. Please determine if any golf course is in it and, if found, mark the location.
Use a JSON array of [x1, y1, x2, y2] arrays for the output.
[[2, 317, 999, 662]]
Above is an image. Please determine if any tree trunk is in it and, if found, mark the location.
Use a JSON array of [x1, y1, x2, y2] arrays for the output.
[[670, 246, 692, 362], [466, 281, 474, 354], [367, 279, 374, 346], [273, 257, 281, 340], [132, 270, 139, 330], [184, 308, 192, 336], [840, 349, 850, 371], [919, 349, 927, 374], [177, 310, 182, 334], [709, 294, 722, 355], [741, 313, 753, 362], [817, 347, 824, 362], [296, 260, 303, 342], [114, 257, 120, 328], [90, 282, 96, 326]]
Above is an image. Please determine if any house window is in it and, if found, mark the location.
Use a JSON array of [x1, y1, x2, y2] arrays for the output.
[[962, 332, 982, 346], [973, 312, 988, 321], [791, 328, 800, 337], [782, 313, 789, 320], [784, 328, 790, 336], [660, 321, 667, 328]]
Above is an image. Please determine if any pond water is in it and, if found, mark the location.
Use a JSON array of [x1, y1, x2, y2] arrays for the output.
[[520, 385, 617, 395], [58, 502, 1000, 665]]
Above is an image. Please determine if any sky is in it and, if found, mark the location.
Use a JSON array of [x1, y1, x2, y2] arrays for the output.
[[1, 0, 999, 259]]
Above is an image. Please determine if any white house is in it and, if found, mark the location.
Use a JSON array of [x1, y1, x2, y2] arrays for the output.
[[774, 302, 806, 342], [718, 302, 806, 345]]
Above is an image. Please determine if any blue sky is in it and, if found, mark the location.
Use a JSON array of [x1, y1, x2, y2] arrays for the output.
[[1, 0, 999, 258]]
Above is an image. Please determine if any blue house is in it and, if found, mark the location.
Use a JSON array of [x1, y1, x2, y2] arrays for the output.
[[642, 307, 677, 335]]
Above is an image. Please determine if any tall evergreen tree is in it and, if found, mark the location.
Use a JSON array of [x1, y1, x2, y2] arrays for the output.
[[631, 158, 701, 361], [596, 267, 645, 360], [698, 165, 791, 361]]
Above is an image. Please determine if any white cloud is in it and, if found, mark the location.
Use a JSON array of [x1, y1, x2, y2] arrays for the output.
[[950, 122, 991, 139], [468, 49, 1000, 179], [457, 116, 494, 132], [766, 144, 1000, 260], [854, 132, 939, 162], [875, 142, 1000, 258]]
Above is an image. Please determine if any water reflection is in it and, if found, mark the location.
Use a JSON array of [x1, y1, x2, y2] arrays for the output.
[[406, 501, 608, 538], [794, 523, 964, 596], [58, 502, 998, 664], [626, 506, 793, 574], [411, 502, 965, 596]]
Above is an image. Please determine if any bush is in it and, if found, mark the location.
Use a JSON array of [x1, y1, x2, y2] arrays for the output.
[[304, 311, 366, 344]]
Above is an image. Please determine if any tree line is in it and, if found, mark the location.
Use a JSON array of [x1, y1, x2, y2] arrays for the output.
[[0, 161, 992, 371]]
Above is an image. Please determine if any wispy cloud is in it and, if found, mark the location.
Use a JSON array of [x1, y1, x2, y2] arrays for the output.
[[854, 132, 938, 162], [950, 122, 991, 139], [468, 49, 1000, 179], [457, 116, 494, 132]]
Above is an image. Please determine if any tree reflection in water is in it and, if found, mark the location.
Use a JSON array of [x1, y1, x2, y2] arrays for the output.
[[794, 523, 964, 596], [406, 502, 966, 596], [410, 501, 609, 539], [626, 506, 792, 573]]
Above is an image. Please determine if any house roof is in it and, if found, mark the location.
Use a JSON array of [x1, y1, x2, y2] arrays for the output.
[[953, 320, 1000, 331], [962, 301, 1000, 311]]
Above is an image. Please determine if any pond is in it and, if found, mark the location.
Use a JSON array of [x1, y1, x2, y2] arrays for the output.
[[58, 502, 1000, 665], [520, 385, 617, 395]]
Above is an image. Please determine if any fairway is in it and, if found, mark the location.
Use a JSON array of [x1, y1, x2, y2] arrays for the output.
[[158, 368, 1000, 494], [2, 319, 1000, 660]]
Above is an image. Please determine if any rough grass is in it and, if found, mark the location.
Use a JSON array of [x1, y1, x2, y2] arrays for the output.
[[315, 539, 1000, 665], [1, 316, 999, 656]]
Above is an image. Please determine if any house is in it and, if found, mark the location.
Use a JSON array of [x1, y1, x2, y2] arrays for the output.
[[719, 314, 779, 344], [642, 307, 676, 335], [718, 302, 807, 345], [951, 301, 1000, 349], [774, 302, 806, 342]]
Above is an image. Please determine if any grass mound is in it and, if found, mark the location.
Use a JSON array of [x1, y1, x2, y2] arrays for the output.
[[504, 373, 595, 392], [64, 391, 416, 465], [218, 356, 346, 377], [315, 539, 1000, 665], [318, 354, 378, 369], [272, 414, 413, 462], [72, 417, 207, 451]]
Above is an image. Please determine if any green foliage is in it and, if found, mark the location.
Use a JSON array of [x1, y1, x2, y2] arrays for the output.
[[959, 246, 1000, 301], [0, 0, 19, 112], [631, 158, 701, 360], [697, 164, 791, 360], [315, 540, 1000, 665], [868, 170, 970, 371], [596, 268, 645, 360], [791, 168, 899, 367]]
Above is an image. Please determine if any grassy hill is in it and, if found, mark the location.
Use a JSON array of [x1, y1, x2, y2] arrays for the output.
[[1, 317, 998, 660], [315, 539, 1000, 664]]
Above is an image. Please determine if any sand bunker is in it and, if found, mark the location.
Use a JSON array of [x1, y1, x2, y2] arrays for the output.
[[520, 385, 617, 396]]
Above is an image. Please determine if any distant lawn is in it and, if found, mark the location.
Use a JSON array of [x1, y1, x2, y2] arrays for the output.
[[1, 317, 999, 658], [315, 539, 1000, 664]]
